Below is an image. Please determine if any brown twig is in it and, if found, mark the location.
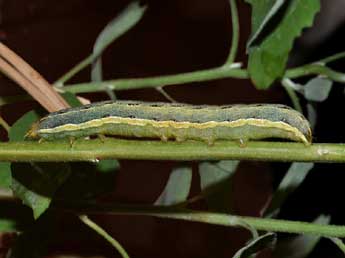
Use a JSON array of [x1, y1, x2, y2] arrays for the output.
[[0, 42, 69, 112]]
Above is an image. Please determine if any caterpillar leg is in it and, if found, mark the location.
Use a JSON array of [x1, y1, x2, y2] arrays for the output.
[[175, 136, 185, 142], [160, 134, 169, 142], [206, 137, 215, 146], [98, 134, 107, 143], [237, 138, 247, 148], [69, 137, 76, 148]]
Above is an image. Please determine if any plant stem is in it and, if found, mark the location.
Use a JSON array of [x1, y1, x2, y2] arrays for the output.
[[316, 51, 345, 64], [55, 55, 94, 86], [60, 203, 345, 238], [61, 63, 345, 95], [329, 237, 345, 254], [63, 66, 249, 94], [226, 0, 240, 64], [286, 64, 345, 83], [79, 215, 130, 258], [281, 79, 303, 112], [0, 116, 10, 132], [1, 140, 345, 163]]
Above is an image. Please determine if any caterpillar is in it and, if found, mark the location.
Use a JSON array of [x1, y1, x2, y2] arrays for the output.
[[26, 100, 312, 145]]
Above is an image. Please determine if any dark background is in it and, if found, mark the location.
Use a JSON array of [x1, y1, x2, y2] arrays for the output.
[[1, 0, 345, 257]]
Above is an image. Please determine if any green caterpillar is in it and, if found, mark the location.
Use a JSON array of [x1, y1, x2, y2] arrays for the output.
[[26, 100, 312, 145]]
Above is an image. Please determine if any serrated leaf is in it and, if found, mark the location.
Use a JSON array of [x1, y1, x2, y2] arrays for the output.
[[273, 215, 330, 258], [199, 160, 239, 212], [245, 0, 286, 48], [233, 232, 277, 258], [155, 166, 192, 206], [247, 0, 320, 88], [304, 77, 333, 102], [0, 162, 11, 188], [91, 1, 147, 86], [264, 162, 314, 217]]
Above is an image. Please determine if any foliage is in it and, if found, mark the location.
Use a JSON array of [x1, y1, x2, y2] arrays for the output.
[[1, 0, 345, 257]]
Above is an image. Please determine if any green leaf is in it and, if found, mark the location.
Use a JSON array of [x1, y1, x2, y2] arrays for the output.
[[245, 0, 286, 48], [155, 166, 192, 206], [264, 162, 314, 217], [91, 1, 147, 85], [57, 162, 119, 200], [273, 215, 330, 258], [0, 218, 16, 233], [62, 92, 83, 107], [0, 201, 33, 233], [9, 112, 71, 219], [11, 163, 71, 219], [0, 162, 11, 188], [7, 214, 55, 258], [199, 160, 239, 212], [9, 111, 41, 142], [96, 159, 120, 173], [247, 0, 320, 88], [304, 77, 333, 102], [329, 237, 345, 255], [232, 232, 277, 258]]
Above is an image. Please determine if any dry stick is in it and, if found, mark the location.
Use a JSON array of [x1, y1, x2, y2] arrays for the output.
[[0, 57, 53, 110], [0, 43, 69, 111]]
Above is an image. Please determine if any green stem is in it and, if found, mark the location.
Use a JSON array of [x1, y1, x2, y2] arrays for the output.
[[55, 55, 94, 86], [226, 0, 240, 64], [281, 79, 303, 112], [1, 140, 345, 163], [61, 63, 345, 95], [0, 116, 10, 132], [285, 64, 345, 83], [63, 66, 248, 94], [79, 215, 130, 258], [315, 51, 345, 64], [60, 203, 345, 238], [329, 237, 345, 254]]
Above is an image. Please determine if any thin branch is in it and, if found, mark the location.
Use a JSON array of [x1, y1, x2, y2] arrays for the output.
[[58, 202, 345, 238], [156, 87, 177, 102], [79, 215, 130, 258], [226, 0, 240, 64], [55, 55, 94, 87], [0, 43, 68, 111], [0, 139, 345, 163], [315, 51, 345, 65], [0, 57, 58, 111], [285, 64, 345, 83], [61, 63, 345, 95], [329, 237, 345, 254], [281, 79, 303, 113], [63, 66, 249, 94], [0, 116, 10, 132]]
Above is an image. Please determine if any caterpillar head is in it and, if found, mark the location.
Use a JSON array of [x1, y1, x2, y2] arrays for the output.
[[25, 121, 40, 140]]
